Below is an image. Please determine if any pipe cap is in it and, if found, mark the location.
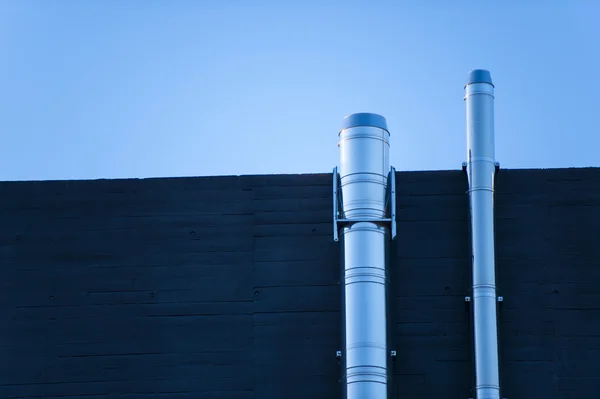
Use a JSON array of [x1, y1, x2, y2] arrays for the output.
[[466, 69, 494, 87], [340, 113, 388, 132]]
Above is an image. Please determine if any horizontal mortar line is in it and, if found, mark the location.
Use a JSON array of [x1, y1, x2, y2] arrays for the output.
[[396, 220, 468, 224], [252, 226, 329, 230], [253, 284, 337, 290], [82, 300, 253, 306], [85, 291, 198, 297], [252, 183, 331, 188], [88, 262, 254, 269], [253, 258, 330, 263], [253, 372, 337, 378], [254, 220, 331, 224], [86, 289, 160, 294], [504, 359, 553, 363], [252, 187, 332, 191], [57, 351, 165, 358], [253, 233, 330, 237], [7, 316, 251, 322], [255, 209, 330, 214], [12, 345, 253, 356], [145, 312, 252, 318], [0, 378, 254, 388], [253, 309, 339, 315], [254, 185, 331, 189], [2, 265, 251, 272], [11, 310, 264, 318], [395, 257, 469, 260], [253, 284, 337, 289], [435, 359, 469, 363], [9, 394, 106, 399], [395, 217, 468, 220], [253, 219, 329, 223], [253, 199, 329, 203], [253, 259, 329, 264], [544, 178, 588, 182], [14, 300, 255, 309], [393, 294, 466, 300], [187, 249, 255, 253], [253, 195, 331, 200], [54, 213, 243, 219]]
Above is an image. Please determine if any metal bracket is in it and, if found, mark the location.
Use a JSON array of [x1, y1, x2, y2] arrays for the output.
[[463, 161, 499, 175], [333, 166, 397, 241], [390, 350, 397, 360], [333, 167, 340, 242], [336, 350, 342, 358], [390, 166, 397, 239], [465, 296, 503, 303]]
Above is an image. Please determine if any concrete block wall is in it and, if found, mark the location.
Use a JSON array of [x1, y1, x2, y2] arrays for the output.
[[1, 168, 599, 398]]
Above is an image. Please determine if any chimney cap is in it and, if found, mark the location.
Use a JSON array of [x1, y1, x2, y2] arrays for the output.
[[466, 69, 494, 87], [340, 113, 388, 132]]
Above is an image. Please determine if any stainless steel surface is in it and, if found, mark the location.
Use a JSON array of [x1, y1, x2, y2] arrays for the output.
[[339, 124, 390, 219], [465, 70, 500, 399], [338, 218, 393, 222], [343, 222, 388, 398], [338, 113, 390, 399]]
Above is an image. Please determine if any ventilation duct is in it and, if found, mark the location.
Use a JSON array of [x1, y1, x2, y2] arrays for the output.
[[333, 113, 396, 399], [464, 69, 501, 399]]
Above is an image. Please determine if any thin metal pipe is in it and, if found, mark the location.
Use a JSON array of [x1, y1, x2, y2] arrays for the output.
[[465, 69, 500, 399], [338, 113, 390, 399]]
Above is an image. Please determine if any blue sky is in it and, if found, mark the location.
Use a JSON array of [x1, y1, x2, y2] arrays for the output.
[[0, 0, 598, 181]]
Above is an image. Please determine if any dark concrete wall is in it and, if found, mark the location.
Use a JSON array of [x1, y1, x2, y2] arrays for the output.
[[495, 168, 600, 399], [1, 168, 599, 398], [391, 170, 472, 398]]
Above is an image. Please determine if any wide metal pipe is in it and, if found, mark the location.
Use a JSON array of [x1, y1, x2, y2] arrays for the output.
[[339, 113, 390, 399], [465, 69, 500, 399]]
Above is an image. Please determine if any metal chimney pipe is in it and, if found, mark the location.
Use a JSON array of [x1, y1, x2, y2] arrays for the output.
[[465, 69, 500, 399], [338, 113, 390, 399]]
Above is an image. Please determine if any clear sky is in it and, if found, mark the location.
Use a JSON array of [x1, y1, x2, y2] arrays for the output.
[[0, 0, 598, 181]]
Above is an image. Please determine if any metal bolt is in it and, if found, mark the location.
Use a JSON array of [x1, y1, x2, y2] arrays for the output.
[[465, 296, 471, 302], [497, 296, 504, 302]]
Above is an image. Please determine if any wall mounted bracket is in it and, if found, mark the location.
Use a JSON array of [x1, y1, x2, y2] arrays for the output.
[[333, 166, 397, 242]]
